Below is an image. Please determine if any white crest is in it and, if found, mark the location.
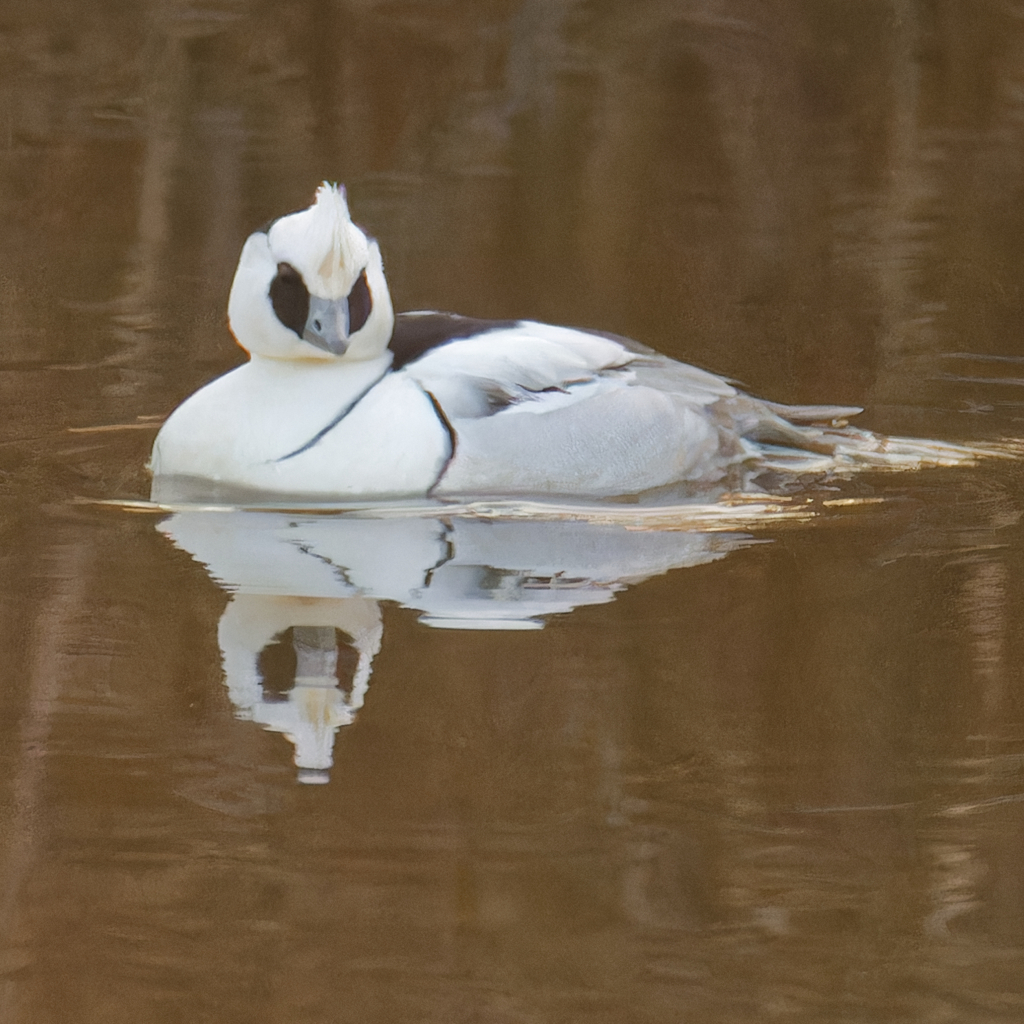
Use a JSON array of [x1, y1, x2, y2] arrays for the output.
[[268, 182, 370, 299]]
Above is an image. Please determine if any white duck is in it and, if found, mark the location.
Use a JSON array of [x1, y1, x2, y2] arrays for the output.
[[150, 183, 982, 502]]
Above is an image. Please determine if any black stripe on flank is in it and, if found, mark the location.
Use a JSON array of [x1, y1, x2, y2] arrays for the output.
[[275, 372, 388, 462], [389, 312, 518, 370], [424, 389, 457, 495], [422, 527, 456, 588]]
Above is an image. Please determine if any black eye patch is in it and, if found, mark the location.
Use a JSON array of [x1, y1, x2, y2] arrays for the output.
[[348, 270, 372, 334], [269, 262, 309, 338]]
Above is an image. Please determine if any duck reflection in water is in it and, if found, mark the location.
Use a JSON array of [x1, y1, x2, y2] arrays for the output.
[[159, 510, 753, 782], [219, 595, 382, 785]]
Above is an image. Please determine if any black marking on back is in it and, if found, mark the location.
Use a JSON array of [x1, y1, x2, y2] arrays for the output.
[[389, 312, 519, 370], [349, 270, 372, 334], [424, 389, 457, 495], [477, 381, 570, 416], [269, 262, 310, 338]]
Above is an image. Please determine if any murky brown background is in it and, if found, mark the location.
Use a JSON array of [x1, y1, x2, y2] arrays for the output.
[[3, 1, 1024, 1021]]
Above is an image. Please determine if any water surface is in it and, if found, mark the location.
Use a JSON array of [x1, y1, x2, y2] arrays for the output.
[[2, 2, 1024, 1021]]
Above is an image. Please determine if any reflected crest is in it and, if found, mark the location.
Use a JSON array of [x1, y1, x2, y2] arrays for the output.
[[159, 507, 755, 781]]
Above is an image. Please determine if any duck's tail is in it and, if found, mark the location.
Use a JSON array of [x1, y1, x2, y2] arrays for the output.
[[743, 400, 1020, 476]]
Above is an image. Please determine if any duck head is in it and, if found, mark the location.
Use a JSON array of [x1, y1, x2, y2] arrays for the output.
[[227, 183, 394, 361]]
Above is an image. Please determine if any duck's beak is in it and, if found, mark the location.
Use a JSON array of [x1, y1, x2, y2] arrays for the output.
[[302, 296, 350, 355]]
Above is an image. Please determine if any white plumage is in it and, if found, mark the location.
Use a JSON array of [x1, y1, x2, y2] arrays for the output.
[[150, 183, 995, 503]]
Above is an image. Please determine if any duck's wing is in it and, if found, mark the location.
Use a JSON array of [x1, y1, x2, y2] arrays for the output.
[[393, 313, 736, 419], [388, 315, 751, 496]]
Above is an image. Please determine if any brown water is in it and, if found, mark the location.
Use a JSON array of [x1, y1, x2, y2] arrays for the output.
[[3, 1, 1024, 1021]]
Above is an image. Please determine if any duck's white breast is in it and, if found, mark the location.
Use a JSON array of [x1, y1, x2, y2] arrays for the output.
[[264, 373, 451, 497], [152, 355, 450, 497]]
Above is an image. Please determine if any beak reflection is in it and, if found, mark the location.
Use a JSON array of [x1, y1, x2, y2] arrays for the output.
[[158, 508, 754, 784]]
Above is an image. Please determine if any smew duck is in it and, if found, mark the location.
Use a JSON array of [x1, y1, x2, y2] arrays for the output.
[[150, 183, 986, 502]]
